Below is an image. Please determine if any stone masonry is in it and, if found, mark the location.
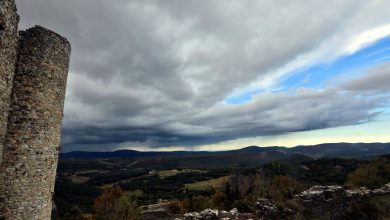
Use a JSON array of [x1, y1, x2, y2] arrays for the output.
[[294, 183, 390, 220], [174, 183, 390, 220], [0, 0, 19, 165], [0, 1, 71, 220]]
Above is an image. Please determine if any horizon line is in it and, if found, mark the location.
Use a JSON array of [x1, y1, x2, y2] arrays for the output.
[[60, 141, 390, 153]]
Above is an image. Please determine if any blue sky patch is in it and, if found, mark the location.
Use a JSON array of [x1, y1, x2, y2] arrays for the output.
[[282, 36, 390, 90], [227, 36, 390, 105]]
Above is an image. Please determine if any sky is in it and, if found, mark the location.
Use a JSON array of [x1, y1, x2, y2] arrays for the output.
[[15, 0, 390, 152]]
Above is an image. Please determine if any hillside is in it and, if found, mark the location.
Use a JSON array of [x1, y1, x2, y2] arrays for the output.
[[54, 154, 390, 219], [60, 142, 390, 160]]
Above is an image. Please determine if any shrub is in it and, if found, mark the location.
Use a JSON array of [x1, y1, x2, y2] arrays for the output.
[[189, 195, 211, 211], [93, 186, 140, 220], [210, 191, 227, 210], [347, 155, 390, 189], [167, 200, 189, 214], [269, 176, 305, 202]]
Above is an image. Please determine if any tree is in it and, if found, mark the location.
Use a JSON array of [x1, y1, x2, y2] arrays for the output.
[[222, 174, 267, 212], [167, 200, 189, 214], [189, 195, 211, 211], [210, 191, 227, 210], [93, 186, 140, 220], [269, 175, 305, 201], [347, 155, 390, 189], [114, 195, 140, 220]]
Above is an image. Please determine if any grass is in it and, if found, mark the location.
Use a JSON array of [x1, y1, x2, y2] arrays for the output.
[[69, 175, 90, 183], [184, 176, 229, 190], [124, 189, 143, 197], [102, 183, 114, 188], [157, 169, 206, 179]]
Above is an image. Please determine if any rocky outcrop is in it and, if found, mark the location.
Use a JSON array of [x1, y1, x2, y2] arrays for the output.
[[255, 197, 278, 219], [141, 201, 180, 220], [294, 183, 390, 219], [175, 208, 254, 220], [174, 183, 390, 220], [346, 183, 390, 198]]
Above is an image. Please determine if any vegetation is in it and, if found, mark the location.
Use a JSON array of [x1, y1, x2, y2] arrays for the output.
[[347, 155, 390, 189], [184, 176, 229, 190], [93, 186, 140, 220], [53, 178, 101, 218], [53, 154, 390, 219], [344, 195, 390, 219]]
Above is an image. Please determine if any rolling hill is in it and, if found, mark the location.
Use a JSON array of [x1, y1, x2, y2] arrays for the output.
[[60, 142, 390, 160]]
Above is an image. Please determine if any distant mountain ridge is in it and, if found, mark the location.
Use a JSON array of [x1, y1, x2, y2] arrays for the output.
[[60, 142, 390, 159]]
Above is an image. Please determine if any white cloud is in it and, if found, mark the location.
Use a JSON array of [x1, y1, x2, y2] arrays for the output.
[[344, 24, 390, 54]]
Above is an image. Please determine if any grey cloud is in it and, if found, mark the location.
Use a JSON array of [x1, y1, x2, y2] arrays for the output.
[[14, 0, 390, 151], [62, 87, 385, 151], [343, 62, 390, 92], [186, 89, 382, 136]]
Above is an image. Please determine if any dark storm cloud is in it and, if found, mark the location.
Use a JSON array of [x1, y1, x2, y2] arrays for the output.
[[61, 87, 385, 151], [15, 0, 390, 151]]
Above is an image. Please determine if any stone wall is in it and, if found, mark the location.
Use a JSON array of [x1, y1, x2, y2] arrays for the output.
[[174, 208, 255, 220], [174, 183, 390, 220], [294, 185, 348, 219], [0, 0, 19, 164], [0, 1, 71, 220], [294, 183, 390, 220]]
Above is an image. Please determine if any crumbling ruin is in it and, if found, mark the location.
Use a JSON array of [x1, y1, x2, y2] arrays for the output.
[[294, 183, 390, 219], [173, 183, 390, 220], [0, 0, 71, 219]]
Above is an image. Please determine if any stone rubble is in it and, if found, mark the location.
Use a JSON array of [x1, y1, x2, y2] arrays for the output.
[[294, 183, 390, 219], [255, 197, 278, 218], [174, 208, 255, 220], [172, 183, 390, 220]]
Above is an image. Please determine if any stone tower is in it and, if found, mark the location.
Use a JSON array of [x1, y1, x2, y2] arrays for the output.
[[0, 1, 71, 220], [0, 0, 19, 165]]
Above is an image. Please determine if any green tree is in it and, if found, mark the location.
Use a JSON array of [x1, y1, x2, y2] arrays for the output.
[[222, 174, 267, 212], [269, 175, 305, 201], [347, 155, 390, 189], [189, 195, 211, 211], [93, 186, 140, 220]]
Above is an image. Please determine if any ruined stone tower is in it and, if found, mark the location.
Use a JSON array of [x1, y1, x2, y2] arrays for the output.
[[0, 0, 19, 165], [0, 0, 71, 219]]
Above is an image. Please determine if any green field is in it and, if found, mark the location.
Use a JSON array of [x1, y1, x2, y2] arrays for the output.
[[185, 176, 229, 190], [157, 169, 207, 178]]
